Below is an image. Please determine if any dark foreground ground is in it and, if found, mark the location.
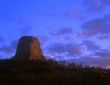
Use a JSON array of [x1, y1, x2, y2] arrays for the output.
[[0, 59, 110, 85]]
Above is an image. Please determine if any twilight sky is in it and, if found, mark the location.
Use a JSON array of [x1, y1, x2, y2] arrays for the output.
[[0, 0, 110, 68]]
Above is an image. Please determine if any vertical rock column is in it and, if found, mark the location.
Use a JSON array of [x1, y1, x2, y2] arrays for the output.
[[15, 36, 44, 61]]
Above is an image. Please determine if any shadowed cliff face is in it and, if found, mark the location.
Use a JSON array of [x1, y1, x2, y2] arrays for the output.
[[15, 36, 44, 61]]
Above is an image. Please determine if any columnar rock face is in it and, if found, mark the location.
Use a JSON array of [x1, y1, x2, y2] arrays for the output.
[[15, 36, 44, 61]]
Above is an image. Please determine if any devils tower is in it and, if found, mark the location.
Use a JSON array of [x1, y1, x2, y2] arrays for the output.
[[15, 36, 44, 61]]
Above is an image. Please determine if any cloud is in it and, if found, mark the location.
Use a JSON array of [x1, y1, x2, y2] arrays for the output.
[[101, 0, 110, 5], [81, 40, 101, 52], [48, 27, 75, 43], [83, 0, 110, 12], [78, 55, 110, 68], [0, 37, 4, 43], [36, 35, 50, 49], [83, 0, 105, 12], [97, 32, 109, 40], [10, 39, 18, 50], [43, 11, 59, 17], [81, 15, 110, 37], [95, 49, 110, 57], [6, 17, 26, 25], [49, 27, 73, 36], [0, 46, 13, 54], [47, 42, 83, 57], [18, 25, 32, 35], [76, 49, 110, 68], [7, 17, 32, 35], [65, 10, 85, 20], [0, 40, 18, 54], [44, 10, 85, 21]]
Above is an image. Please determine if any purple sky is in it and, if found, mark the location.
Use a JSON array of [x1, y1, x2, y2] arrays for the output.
[[0, 0, 110, 68]]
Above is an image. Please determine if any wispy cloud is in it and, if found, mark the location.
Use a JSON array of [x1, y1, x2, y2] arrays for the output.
[[18, 25, 32, 35], [95, 49, 110, 57], [83, 0, 105, 12], [81, 15, 110, 37], [0, 37, 4, 43], [8, 17, 32, 35], [77, 49, 110, 67], [101, 0, 110, 5], [49, 27, 74, 36], [81, 40, 101, 52], [65, 10, 85, 20], [0, 39, 18, 54], [47, 42, 83, 58], [0, 46, 13, 54], [78, 55, 110, 68], [48, 27, 74, 43]]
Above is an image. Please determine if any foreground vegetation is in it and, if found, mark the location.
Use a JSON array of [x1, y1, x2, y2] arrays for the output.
[[0, 59, 110, 85]]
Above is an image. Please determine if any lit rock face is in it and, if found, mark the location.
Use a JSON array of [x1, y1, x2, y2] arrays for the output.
[[15, 36, 44, 61]]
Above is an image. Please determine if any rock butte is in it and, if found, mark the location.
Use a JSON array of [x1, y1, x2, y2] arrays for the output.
[[15, 36, 44, 61]]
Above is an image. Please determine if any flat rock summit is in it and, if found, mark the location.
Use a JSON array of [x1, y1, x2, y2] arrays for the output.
[[15, 36, 44, 61]]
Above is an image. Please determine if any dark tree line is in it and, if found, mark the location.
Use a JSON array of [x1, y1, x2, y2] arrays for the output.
[[0, 59, 110, 85]]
